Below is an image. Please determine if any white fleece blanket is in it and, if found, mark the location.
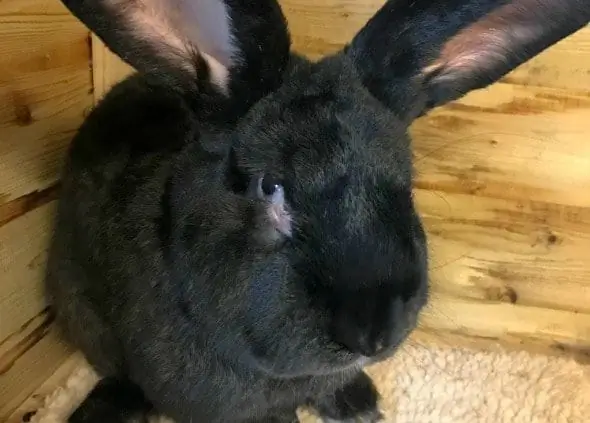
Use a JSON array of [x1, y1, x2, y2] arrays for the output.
[[25, 337, 590, 423]]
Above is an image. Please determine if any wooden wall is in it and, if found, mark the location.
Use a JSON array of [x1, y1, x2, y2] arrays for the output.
[[0, 0, 93, 417], [0, 0, 589, 418]]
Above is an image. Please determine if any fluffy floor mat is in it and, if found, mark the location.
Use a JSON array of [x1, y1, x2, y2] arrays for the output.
[[25, 337, 590, 423]]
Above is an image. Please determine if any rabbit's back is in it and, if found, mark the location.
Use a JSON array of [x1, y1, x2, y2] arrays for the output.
[[44, 74, 228, 373], [43, 74, 332, 422]]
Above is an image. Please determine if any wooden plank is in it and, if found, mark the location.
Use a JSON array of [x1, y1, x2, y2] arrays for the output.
[[411, 327, 590, 365], [0, 15, 88, 71], [411, 84, 590, 208], [418, 292, 590, 361], [0, 202, 58, 343], [415, 189, 590, 315], [5, 352, 87, 423], [91, 34, 135, 103], [280, 0, 385, 60], [0, 321, 72, 420], [0, 0, 70, 16], [0, 308, 52, 372], [0, 1, 88, 414], [0, 185, 59, 228], [0, 14, 92, 204]]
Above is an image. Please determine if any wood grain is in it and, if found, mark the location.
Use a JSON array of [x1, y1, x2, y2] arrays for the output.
[[412, 84, 590, 208], [0, 202, 58, 343], [5, 352, 87, 423], [418, 293, 590, 363], [0, 308, 54, 377], [0, 14, 92, 204], [0, 321, 72, 420], [416, 189, 590, 311], [91, 34, 135, 103], [0, 0, 92, 414], [0, 0, 70, 16], [280, 0, 384, 59], [0, 184, 59, 227]]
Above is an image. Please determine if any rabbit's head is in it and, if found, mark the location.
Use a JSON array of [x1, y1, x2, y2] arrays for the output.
[[61, 0, 589, 377]]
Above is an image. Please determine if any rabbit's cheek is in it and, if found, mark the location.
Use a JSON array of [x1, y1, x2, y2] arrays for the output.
[[267, 197, 292, 238]]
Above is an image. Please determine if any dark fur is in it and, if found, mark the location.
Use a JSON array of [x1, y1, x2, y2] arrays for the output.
[[69, 377, 152, 423], [46, 1, 589, 422]]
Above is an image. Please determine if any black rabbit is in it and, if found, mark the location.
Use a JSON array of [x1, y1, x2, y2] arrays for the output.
[[45, 0, 589, 422]]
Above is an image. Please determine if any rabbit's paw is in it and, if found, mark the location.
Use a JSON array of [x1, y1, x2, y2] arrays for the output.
[[321, 408, 382, 423], [314, 372, 383, 423], [251, 413, 299, 423]]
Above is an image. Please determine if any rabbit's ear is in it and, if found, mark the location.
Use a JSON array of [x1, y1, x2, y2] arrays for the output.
[[61, 0, 291, 96], [346, 0, 589, 116]]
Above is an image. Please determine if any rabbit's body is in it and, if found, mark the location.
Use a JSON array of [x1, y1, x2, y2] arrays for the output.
[[48, 60, 405, 422], [46, 0, 589, 422]]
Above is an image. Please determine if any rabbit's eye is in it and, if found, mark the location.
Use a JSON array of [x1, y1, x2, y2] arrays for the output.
[[257, 174, 291, 238], [257, 174, 284, 201], [260, 174, 282, 197]]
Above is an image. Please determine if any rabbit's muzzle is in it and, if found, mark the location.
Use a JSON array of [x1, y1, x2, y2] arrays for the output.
[[329, 287, 422, 358]]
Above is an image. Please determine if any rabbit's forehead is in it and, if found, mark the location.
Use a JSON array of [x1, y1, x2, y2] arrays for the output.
[[237, 124, 409, 194], [231, 63, 414, 204], [238, 78, 409, 166]]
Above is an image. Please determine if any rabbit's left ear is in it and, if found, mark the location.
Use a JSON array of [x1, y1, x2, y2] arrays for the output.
[[61, 0, 291, 99], [346, 0, 590, 116]]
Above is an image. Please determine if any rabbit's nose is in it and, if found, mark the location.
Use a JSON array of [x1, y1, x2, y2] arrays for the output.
[[355, 334, 387, 357], [371, 339, 386, 356], [330, 311, 394, 357]]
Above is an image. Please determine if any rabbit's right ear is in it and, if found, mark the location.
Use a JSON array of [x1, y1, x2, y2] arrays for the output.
[[346, 0, 590, 118], [61, 0, 291, 98]]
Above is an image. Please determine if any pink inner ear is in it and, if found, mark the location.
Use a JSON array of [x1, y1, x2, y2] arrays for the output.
[[179, 0, 238, 69], [427, 1, 543, 82], [104, 0, 238, 91]]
